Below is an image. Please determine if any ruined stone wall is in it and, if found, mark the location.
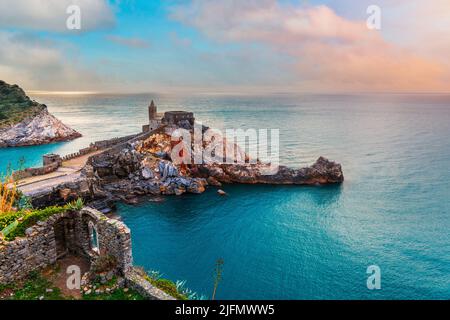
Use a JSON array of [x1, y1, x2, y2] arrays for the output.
[[0, 214, 59, 284], [74, 207, 133, 274], [0, 207, 132, 285]]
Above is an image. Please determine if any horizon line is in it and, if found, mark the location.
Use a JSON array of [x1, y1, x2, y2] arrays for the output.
[[28, 90, 450, 96]]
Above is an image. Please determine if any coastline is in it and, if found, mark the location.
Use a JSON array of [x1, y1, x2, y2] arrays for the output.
[[0, 81, 81, 148], [13, 104, 343, 210], [2, 93, 449, 300]]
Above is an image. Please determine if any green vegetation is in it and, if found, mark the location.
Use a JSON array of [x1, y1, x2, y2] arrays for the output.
[[0, 271, 65, 300], [0, 80, 44, 129], [148, 277, 188, 300], [0, 199, 84, 241], [0, 270, 145, 301], [144, 270, 205, 300], [66, 198, 84, 211]]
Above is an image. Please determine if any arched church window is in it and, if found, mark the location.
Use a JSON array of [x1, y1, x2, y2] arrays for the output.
[[88, 221, 99, 254]]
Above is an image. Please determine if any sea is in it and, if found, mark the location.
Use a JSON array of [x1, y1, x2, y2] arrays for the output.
[[1, 93, 449, 299]]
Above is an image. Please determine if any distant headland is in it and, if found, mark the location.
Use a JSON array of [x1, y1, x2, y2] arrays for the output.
[[0, 80, 81, 147]]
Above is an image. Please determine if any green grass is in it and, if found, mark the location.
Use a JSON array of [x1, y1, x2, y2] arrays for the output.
[[0, 270, 146, 301], [1, 206, 68, 241], [0, 271, 65, 300]]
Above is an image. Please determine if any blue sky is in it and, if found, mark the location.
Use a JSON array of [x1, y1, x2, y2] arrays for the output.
[[0, 0, 448, 93]]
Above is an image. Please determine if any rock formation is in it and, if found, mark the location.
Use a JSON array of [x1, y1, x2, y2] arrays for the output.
[[196, 156, 343, 185], [0, 80, 81, 147], [79, 129, 344, 205], [19, 110, 343, 208]]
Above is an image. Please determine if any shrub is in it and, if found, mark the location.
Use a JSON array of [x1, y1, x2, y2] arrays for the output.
[[66, 198, 84, 211], [0, 211, 23, 230], [144, 269, 205, 300], [0, 174, 19, 215]]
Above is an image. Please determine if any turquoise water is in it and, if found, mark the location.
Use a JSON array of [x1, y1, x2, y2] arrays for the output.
[[1, 93, 449, 299]]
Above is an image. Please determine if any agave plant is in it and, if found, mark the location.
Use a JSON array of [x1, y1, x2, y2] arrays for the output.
[[66, 198, 84, 211], [147, 270, 163, 281], [175, 279, 206, 300]]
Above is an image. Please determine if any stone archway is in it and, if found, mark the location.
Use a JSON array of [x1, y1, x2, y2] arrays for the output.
[[53, 216, 77, 259], [53, 218, 68, 258]]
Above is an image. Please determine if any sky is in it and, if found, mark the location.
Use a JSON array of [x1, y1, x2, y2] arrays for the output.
[[0, 0, 449, 94]]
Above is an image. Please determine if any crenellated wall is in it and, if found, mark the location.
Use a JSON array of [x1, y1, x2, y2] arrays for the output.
[[12, 161, 60, 181]]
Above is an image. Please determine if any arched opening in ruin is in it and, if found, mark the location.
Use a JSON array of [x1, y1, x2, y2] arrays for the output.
[[54, 217, 72, 259]]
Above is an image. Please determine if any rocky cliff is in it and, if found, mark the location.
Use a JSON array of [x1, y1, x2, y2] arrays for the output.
[[21, 122, 344, 209], [81, 129, 344, 203], [0, 80, 81, 147]]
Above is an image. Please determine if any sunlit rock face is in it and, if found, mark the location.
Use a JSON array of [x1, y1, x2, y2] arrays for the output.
[[87, 129, 343, 204], [0, 80, 81, 147]]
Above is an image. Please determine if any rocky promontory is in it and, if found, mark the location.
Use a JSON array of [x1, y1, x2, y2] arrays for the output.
[[18, 108, 343, 209], [80, 129, 344, 204], [0, 80, 81, 147]]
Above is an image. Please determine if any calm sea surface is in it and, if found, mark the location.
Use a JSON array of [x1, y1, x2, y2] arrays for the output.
[[1, 93, 449, 299]]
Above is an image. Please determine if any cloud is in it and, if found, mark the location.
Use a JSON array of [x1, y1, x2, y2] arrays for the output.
[[106, 35, 150, 48], [0, 0, 115, 32], [170, 0, 450, 92], [0, 31, 102, 91]]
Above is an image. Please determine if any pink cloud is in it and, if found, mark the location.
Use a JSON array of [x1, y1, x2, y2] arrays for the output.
[[171, 0, 449, 92]]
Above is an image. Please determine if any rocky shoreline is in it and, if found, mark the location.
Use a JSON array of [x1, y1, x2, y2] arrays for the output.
[[31, 127, 343, 209], [0, 81, 81, 147], [17, 103, 343, 209]]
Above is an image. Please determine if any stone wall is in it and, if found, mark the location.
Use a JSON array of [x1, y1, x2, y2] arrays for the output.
[[12, 161, 60, 181], [73, 207, 133, 274], [92, 134, 137, 149], [125, 267, 175, 300], [60, 135, 139, 162], [0, 214, 59, 284]]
